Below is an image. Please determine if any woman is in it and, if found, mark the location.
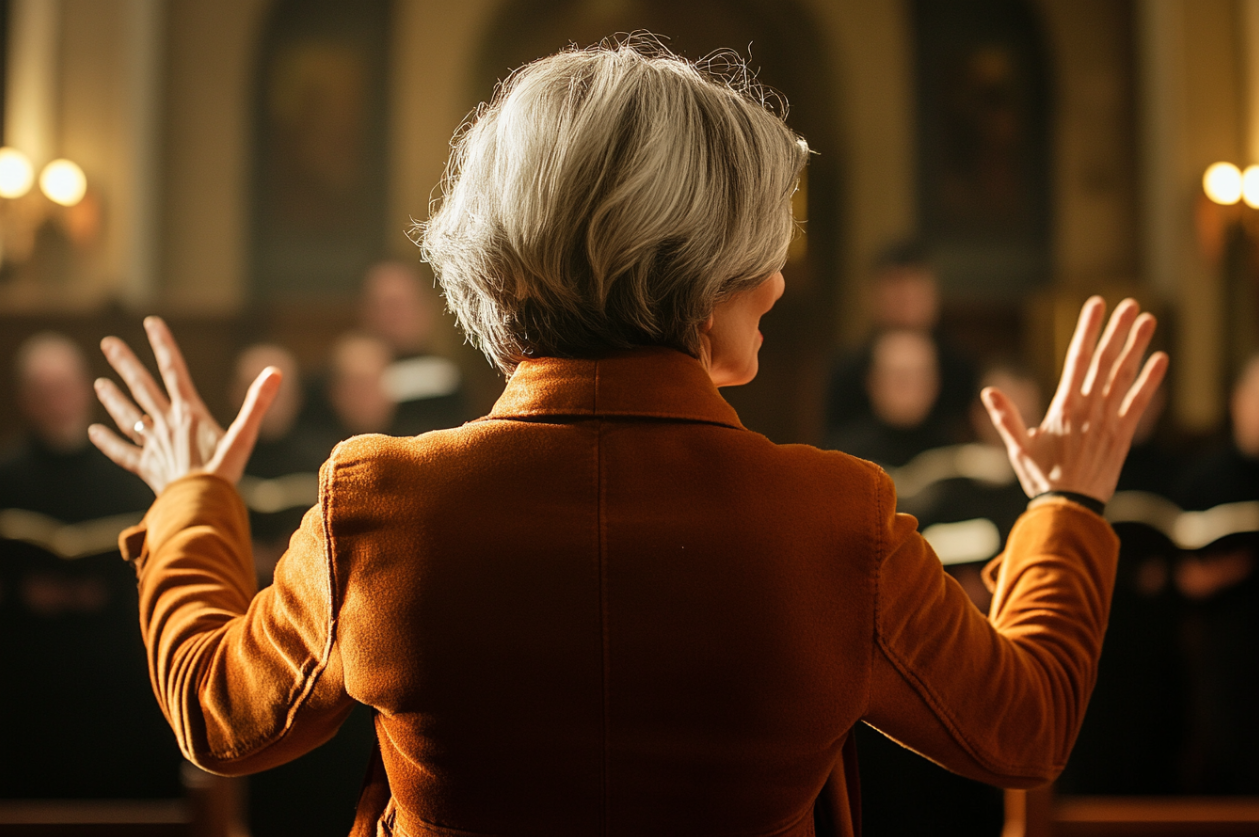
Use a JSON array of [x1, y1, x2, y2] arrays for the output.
[[90, 40, 1165, 837]]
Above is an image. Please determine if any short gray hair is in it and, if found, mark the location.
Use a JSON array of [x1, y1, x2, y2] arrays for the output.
[[416, 36, 809, 374]]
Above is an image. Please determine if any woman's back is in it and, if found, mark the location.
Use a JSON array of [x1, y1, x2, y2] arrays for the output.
[[329, 350, 876, 834]]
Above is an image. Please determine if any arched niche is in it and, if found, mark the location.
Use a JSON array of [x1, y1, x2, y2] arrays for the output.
[[473, 0, 843, 443], [249, 0, 391, 299], [912, 0, 1052, 302]]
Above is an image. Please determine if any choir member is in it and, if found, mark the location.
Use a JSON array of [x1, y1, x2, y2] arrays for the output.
[[827, 328, 951, 467], [824, 241, 976, 440], [359, 260, 469, 435], [1173, 354, 1259, 793], [0, 332, 181, 798]]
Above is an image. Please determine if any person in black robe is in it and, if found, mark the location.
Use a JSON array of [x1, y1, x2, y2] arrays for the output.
[[827, 328, 951, 468], [855, 364, 1037, 837], [359, 260, 470, 435], [0, 332, 182, 798], [1171, 355, 1259, 794], [229, 342, 378, 837], [1060, 381, 1188, 795], [825, 241, 976, 441], [1116, 387, 1183, 498], [229, 344, 332, 585]]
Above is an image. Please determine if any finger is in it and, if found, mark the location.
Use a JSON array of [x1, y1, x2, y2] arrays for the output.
[[1117, 351, 1170, 436], [1048, 297, 1106, 415], [94, 378, 147, 443], [144, 317, 212, 415], [88, 424, 143, 474], [1082, 298, 1139, 397], [982, 386, 1030, 453], [101, 335, 170, 419], [208, 367, 283, 484], [1104, 312, 1157, 404]]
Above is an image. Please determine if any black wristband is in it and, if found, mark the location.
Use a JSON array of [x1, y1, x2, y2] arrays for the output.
[[1030, 490, 1106, 516]]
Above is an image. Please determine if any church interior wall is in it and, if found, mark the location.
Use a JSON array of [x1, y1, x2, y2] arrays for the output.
[[0, 0, 1250, 445]]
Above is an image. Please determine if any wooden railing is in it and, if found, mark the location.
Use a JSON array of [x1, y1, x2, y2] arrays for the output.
[[0, 764, 247, 837], [1005, 788, 1259, 836]]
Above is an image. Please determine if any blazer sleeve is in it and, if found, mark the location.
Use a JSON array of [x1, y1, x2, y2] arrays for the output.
[[119, 468, 355, 776], [862, 469, 1119, 788]]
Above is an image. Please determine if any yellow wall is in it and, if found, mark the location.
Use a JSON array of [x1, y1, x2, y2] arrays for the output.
[[160, 0, 271, 314]]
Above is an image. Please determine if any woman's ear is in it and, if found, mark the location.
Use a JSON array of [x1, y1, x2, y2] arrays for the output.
[[700, 313, 715, 334]]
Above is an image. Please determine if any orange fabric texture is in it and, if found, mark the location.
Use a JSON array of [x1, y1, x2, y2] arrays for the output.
[[120, 348, 1118, 837]]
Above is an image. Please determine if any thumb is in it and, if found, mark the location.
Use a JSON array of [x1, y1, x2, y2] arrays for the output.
[[208, 367, 283, 484], [981, 386, 1030, 454]]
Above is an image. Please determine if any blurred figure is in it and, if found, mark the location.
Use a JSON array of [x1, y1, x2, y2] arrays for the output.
[[13, 332, 97, 454], [234, 342, 379, 837], [0, 332, 181, 798], [234, 344, 306, 454], [1179, 354, 1259, 513], [1061, 376, 1187, 796], [361, 259, 438, 358], [970, 365, 1040, 449], [855, 364, 1037, 837], [1173, 354, 1259, 793], [1116, 386, 1180, 497], [824, 242, 977, 438], [327, 332, 399, 436], [230, 344, 327, 584], [947, 363, 1042, 608], [359, 260, 469, 434], [827, 329, 950, 467]]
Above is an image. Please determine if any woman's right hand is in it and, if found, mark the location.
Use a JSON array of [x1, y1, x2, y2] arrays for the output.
[[981, 296, 1169, 505]]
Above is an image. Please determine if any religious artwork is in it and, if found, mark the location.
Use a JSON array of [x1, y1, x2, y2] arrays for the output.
[[934, 44, 1032, 231], [251, 0, 389, 297], [913, 0, 1050, 297]]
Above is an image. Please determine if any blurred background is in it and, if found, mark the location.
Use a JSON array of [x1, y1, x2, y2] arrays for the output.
[[1, 1, 1258, 836]]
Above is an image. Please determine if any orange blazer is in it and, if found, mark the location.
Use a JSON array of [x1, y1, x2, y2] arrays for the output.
[[120, 348, 1117, 837]]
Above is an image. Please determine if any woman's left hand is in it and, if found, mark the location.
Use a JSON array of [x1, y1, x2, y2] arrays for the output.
[[89, 316, 282, 495]]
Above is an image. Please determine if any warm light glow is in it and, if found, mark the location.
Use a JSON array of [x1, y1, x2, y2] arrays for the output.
[[1242, 166, 1259, 209], [40, 159, 86, 207], [0, 147, 34, 198], [1204, 162, 1243, 205]]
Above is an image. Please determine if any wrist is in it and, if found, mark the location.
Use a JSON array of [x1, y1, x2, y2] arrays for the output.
[[1028, 490, 1106, 516]]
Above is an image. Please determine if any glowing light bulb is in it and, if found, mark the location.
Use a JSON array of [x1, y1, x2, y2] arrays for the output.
[[1242, 165, 1259, 209], [1204, 162, 1242, 205], [0, 147, 34, 198], [40, 159, 87, 207]]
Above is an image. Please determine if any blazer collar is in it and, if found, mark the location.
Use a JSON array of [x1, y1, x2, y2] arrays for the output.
[[484, 347, 745, 429]]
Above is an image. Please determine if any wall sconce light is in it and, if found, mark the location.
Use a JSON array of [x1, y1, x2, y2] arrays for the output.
[[1241, 166, 1259, 209], [1203, 162, 1243, 205], [0, 147, 34, 198], [0, 148, 89, 206], [39, 159, 87, 207], [0, 150, 93, 279]]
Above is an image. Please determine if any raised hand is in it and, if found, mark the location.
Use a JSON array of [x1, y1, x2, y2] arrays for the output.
[[982, 296, 1169, 504], [89, 316, 282, 495]]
